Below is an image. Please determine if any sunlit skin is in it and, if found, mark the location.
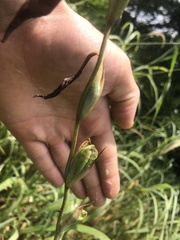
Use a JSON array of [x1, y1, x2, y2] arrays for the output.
[[1, 0, 62, 43], [0, 0, 140, 206]]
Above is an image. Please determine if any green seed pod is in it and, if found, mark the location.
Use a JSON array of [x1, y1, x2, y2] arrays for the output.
[[76, 60, 104, 124], [56, 204, 89, 236], [107, 0, 130, 28], [65, 140, 98, 188]]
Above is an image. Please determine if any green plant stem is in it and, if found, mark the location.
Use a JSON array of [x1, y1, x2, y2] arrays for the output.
[[55, 14, 113, 240], [65, 22, 112, 175], [54, 187, 69, 240], [69, 122, 80, 161], [93, 24, 112, 76], [64, 121, 80, 179]]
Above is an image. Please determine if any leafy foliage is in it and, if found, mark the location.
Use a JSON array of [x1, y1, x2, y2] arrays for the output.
[[121, 0, 180, 38], [68, 0, 109, 31]]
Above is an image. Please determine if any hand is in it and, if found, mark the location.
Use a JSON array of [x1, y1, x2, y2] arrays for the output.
[[0, 0, 139, 206]]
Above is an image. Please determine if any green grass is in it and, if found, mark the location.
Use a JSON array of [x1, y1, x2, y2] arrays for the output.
[[1, 115, 180, 239]]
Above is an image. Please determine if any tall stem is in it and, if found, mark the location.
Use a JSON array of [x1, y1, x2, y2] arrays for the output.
[[64, 121, 80, 179], [54, 187, 69, 240], [54, 18, 113, 240], [92, 25, 112, 78]]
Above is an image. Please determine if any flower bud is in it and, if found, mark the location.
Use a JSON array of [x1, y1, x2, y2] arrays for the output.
[[107, 0, 130, 28], [57, 204, 89, 234], [65, 140, 98, 188], [76, 60, 104, 124]]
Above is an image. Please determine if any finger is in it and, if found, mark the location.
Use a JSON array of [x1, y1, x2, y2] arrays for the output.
[[106, 45, 140, 129], [49, 141, 70, 175], [49, 140, 87, 199], [22, 140, 64, 186], [82, 164, 106, 207], [110, 82, 140, 129], [92, 128, 120, 200], [80, 110, 120, 206]]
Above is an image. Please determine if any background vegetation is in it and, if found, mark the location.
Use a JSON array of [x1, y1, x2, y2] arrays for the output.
[[0, 0, 180, 239]]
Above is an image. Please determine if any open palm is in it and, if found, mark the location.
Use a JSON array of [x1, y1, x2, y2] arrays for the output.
[[0, 1, 139, 206]]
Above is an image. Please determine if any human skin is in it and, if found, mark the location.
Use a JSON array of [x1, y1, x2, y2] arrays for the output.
[[0, 0, 140, 206]]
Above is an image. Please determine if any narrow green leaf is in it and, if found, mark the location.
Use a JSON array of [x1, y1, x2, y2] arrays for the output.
[[0, 218, 16, 229], [168, 47, 179, 78], [73, 224, 111, 240], [83, 199, 111, 223], [20, 225, 47, 234], [9, 228, 19, 240]]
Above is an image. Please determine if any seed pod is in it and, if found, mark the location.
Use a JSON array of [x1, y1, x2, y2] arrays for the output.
[[76, 60, 105, 124], [65, 140, 98, 188], [57, 204, 89, 234], [107, 0, 130, 28]]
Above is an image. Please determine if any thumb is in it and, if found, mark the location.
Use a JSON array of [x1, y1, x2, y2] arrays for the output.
[[111, 86, 140, 129], [107, 53, 140, 129]]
